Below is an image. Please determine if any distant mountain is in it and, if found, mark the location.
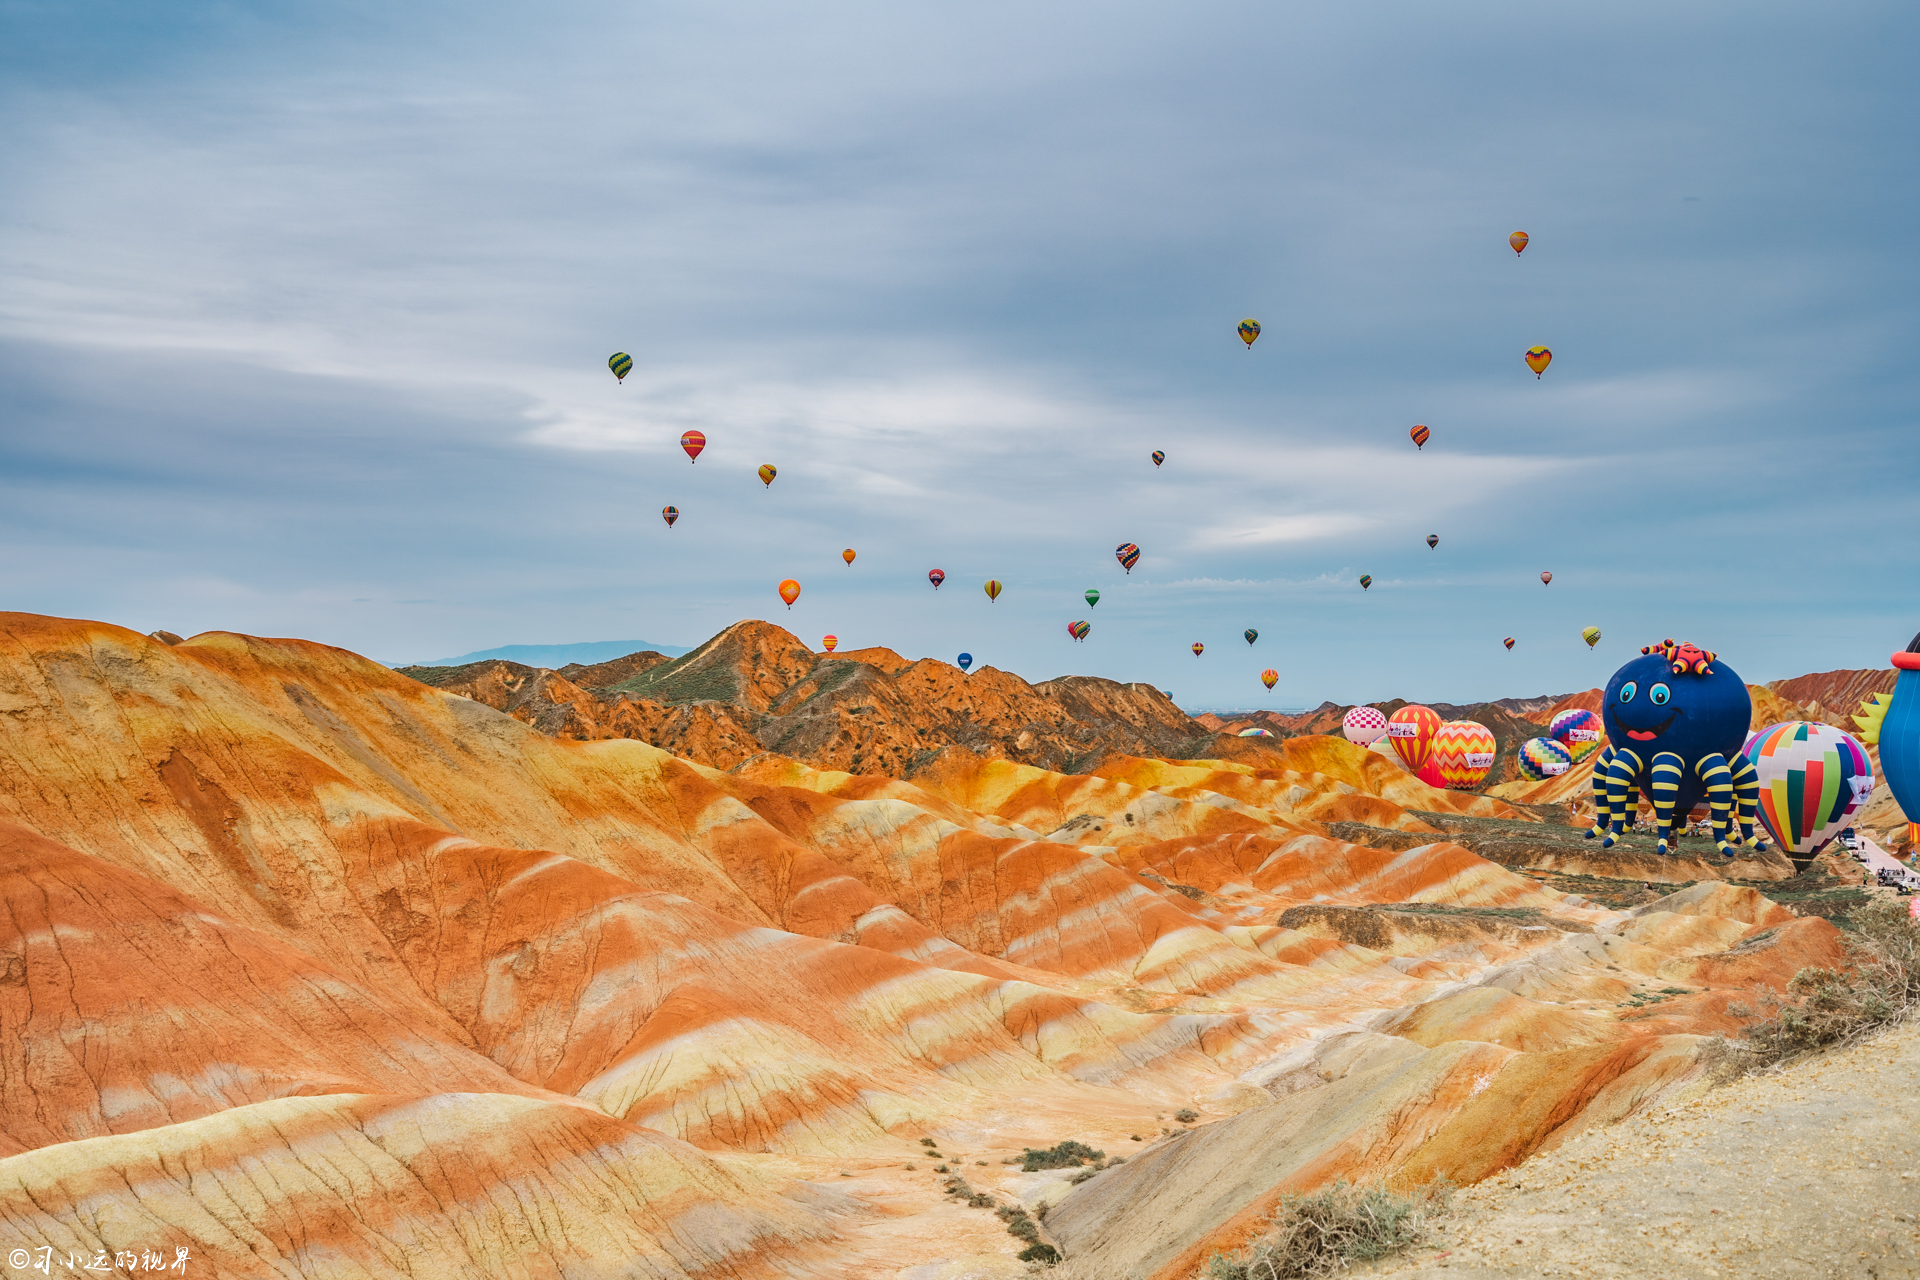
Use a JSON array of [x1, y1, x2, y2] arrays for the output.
[[405, 639, 689, 669]]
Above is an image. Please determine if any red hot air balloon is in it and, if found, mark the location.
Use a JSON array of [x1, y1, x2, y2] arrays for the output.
[[1387, 705, 1442, 773], [778, 579, 801, 609], [821, 635, 838, 652], [928, 569, 945, 589], [1540, 570, 1553, 586], [661, 506, 679, 527], [1191, 642, 1205, 657], [1068, 620, 1090, 642], [1410, 424, 1430, 450], [1116, 543, 1140, 574], [680, 430, 706, 462], [1261, 668, 1278, 690]]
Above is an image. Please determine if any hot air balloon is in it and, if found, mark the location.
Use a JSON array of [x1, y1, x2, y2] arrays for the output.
[[1359, 575, 1372, 589], [1426, 534, 1439, 549], [778, 579, 801, 609], [1747, 722, 1876, 864], [1503, 637, 1515, 650], [929, 569, 945, 590], [609, 352, 633, 382], [1261, 669, 1278, 691], [1151, 451, 1165, 467], [662, 506, 679, 527], [680, 430, 706, 462], [1085, 589, 1100, 608], [1877, 631, 1920, 830], [1342, 706, 1389, 746], [1244, 629, 1258, 645], [842, 549, 856, 566], [1068, 620, 1090, 642], [1238, 319, 1260, 348], [1583, 626, 1602, 649], [957, 652, 973, 672], [821, 635, 838, 652], [1525, 347, 1552, 378], [1549, 707, 1604, 763], [1410, 424, 1430, 450], [1433, 720, 1498, 790], [984, 579, 1002, 602], [1509, 231, 1529, 256], [1192, 642, 1205, 657], [1540, 571, 1553, 586], [758, 464, 777, 487], [1239, 727, 1274, 737], [1517, 737, 1573, 781], [1387, 705, 1442, 773], [1115, 543, 1140, 574]]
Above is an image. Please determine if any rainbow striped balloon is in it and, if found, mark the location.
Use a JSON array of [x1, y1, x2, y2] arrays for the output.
[[1517, 737, 1573, 782], [1746, 721, 1875, 858]]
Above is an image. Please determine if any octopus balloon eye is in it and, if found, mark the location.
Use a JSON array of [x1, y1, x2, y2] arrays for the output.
[[1650, 683, 1671, 706], [1618, 681, 1638, 703]]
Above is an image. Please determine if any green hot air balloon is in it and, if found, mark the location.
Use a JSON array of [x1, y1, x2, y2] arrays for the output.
[[609, 352, 633, 382], [1085, 589, 1100, 608], [1244, 629, 1258, 645]]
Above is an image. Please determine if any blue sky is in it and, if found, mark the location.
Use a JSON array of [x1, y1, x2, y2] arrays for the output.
[[2, 0, 1915, 709]]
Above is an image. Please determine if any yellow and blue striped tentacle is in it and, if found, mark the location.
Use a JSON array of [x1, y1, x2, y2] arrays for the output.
[[1728, 753, 1765, 851], [1586, 744, 1615, 839], [1648, 751, 1686, 853], [1598, 747, 1642, 847], [1695, 754, 1735, 856]]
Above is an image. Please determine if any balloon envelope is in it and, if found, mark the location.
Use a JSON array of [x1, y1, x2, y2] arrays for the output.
[[842, 549, 856, 565], [1434, 720, 1498, 790], [680, 430, 706, 462], [1359, 575, 1372, 589], [1541, 571, 1553, 585], [661, 506, 679, 527], [957, 653, 973, 672], [928, 569, 945, 589], [1068, 620, 1090, 642], [1748, 722, 1876, 859], [1238, 319, 1260, 347], [1244, 629, 1258, 645], [1343, 706, 1388, 745], [1509, 231, 1529, 255], [1525, 346, 1553, 377], [1426, 534, 1438, 549], [609, 352, 633, 382], [1115, 543, 1140, 573], [1261, 668, 1278, 690], [984, 579, 1002, 601], [1583, 626, 1602, 649], [1517, 737, 1573, 781], [821, 635, 838, 652], [1191, 642, 1205, 657], [1238, 727, 1274, 737], [1387, 705, 1442, 772], [758, 464, 777, 487], [777, 579, 801, 608], [1503, 637, 1515, 650], [1410, 424, 1430, 450], [1549, 708, 1605, 763], [1086, 589, 1100, 607], [1151, 450, 1165, 467]]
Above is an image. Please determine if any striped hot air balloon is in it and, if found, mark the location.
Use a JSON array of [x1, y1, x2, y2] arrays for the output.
[[1387, 705, 1442, 773], [1359, 575, 1372, 589], [680, 430, 706, 462], [661, 506, 679, 527], [1116, 543, 1140, 574], [1151, 451, 1165, 467], [1747, 722, 1876, 861], [1503, 637, 1515, 650], [1068, 620, 1090, 642], [1426, 534, 1439, 549], [609, 352, 633, 382], [983, 579, 1002, 602], [1342, 706, 1388, 745], [1433, 720, 1498, 790], [821, 635, 838, 652], [1410, 424, 1430, 450], [1245, 629, 1258, 644], [758, 464, 777, 487], [1517, 737, 1573, 781]]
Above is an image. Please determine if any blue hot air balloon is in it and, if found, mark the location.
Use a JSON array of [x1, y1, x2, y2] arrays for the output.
[[957, 653, 973, 672], [1878, 630, 1920, 826]]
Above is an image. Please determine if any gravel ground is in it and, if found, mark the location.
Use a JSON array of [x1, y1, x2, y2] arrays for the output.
[[1360, 1019, 1920, 1279]]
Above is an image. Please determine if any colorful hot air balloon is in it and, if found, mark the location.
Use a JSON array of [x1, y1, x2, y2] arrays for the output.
[[1244, 629, 1258, 645], [680, 430, 706, 462], [758, 464, 777, 487], [1583, 626, 1602, 649], [1433, 720, 1498, 790], [1151, 451, 1165, 467], [1878, 632, 1920, 829], [929, 569, 945, 589], [1191, 642, 1205, 657], [1387, 705, 1441, 773], [1747, 722, 1876, 863], [1509, 231, 1529, 256], [1239, 727, 1274, 738], [1540, 571, 1553, 586], [1084, 588, 1100, 608], [1115, 543, 1140, 574], [609, 352, 633, 382], [984, 579, 1002, 602], [1503, 637, 1515, 651], [842, 549, 856, 566], [957, 652, 973, 672], [1410, 424, 1430, 450], [1525, 347, 1552, 378], [1548, 708, 1604, 764], [1426, 534, 1438, 549], [778, 579, 800, 609], [1068, 620, 1090, 642], [821, 634, 838, 652], [1238, 319, 1260, 348], [1359, 575, 1372, 589], [1517, 737, 1573, 781], [1261, 668, 1278, 691], [661, 505, 679, 527], [1342, 706, 1389, 746]]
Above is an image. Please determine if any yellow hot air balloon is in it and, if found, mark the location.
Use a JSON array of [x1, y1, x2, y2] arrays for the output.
[[821, 634, 838, 652], [1509, 231, 1529, 256], [758, 464, 777, 487], [842, 548, 856, 566], [1261, 668, 1278, 691], [1237, 319, 1260, 348], [1582, 626, 1601, 649], [983, 579, 1002, 601], [1525, 346, 1553, 378]]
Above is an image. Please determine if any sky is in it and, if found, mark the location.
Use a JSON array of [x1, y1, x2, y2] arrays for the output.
[[2, 0, 1915, 709]]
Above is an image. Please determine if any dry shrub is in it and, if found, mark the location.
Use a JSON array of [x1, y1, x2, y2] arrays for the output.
[[1203, 1181, 1446, 1279], [1718, 895, 1920, 1072]]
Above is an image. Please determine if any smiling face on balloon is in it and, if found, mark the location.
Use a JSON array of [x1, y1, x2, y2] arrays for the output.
[[1601, 646, 1750, 763]]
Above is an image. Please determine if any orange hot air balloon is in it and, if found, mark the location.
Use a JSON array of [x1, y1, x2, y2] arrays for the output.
[[1387, 705, 1442, 773], [1433, 720, 1498, 790], [681, 430, 706, 462], [1540, 570, 1553, 586], [1525, 346, 1552, 378], [778, 579, 801, 609], [1191, 642, 1205, 657], [821, 634, 838, 652], [1509, 231, 1529, 255], [758, 464, 777, 487], [842, 548, 856, 566], [1261, 668, 1278, 691], [1410, 424, 1430, 450], [983, 579, 1002, 601]]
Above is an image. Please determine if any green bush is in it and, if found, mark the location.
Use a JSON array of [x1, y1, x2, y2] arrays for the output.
[[1020, 1140, 1105, 1172], [1018, 1244, 1060, 1265], [1203, 1181, 1444, 1279], [1174, 1107, 1199, 1124]]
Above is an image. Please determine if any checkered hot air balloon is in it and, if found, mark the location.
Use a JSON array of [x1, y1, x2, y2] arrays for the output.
[[1517, 737, 1573, 781], [1548, 708, 1604, 763], [1342, 706, 1388, 745], [1746, 722, 1875, 861], [1433, 721, 1497, 790]]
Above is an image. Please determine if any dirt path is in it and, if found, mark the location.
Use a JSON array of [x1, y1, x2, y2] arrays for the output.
[[1361, 1018, 1920, 1279]]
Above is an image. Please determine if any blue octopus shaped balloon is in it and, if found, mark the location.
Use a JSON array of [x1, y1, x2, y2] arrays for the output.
[[1589, 638, 1766, 857], [1879, 630, 1920, 824]]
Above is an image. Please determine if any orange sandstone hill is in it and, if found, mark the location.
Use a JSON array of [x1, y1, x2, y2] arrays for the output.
[[0, 612, 1862, 1278]]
